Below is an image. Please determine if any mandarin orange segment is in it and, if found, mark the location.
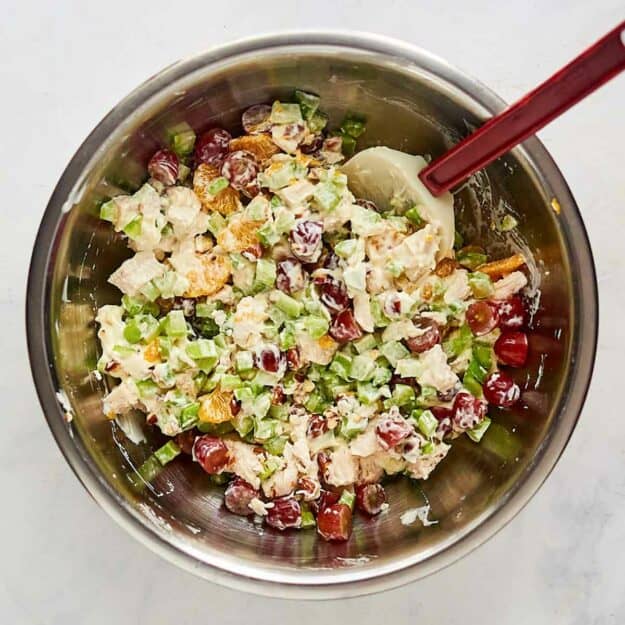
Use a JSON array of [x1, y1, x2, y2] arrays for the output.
[[193, 163, 241, 215], [229, 134, 280, 163], [217, 215, 264, 253], [144, 338, 161, 364], [184, 252, 232, 297], [476, 253, 526, 279], [198, 387, 234, 424]]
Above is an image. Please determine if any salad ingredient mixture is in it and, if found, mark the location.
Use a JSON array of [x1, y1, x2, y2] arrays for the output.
[[96, 92, 530, 542]]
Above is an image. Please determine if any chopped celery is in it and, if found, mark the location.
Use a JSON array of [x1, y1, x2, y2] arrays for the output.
[[179, 402, 200, 428], [232, 414, 254, 437], [220, 374, 243, 390], [313, 182, 341, 211], [371, 365, 392, 386], [467, 417, 492, 443], [343, 264, 366, 292], [134, 455, 162, 484], [136, 378, 158, 399], [330, 352, 353, 380], [259, 455, 282, 480], [294, 90, 320, 120], [305, 391, 328, 413], [340, 113, 366, 138], [463, 373, 484, 397], [99, 200, 118, 223], [234, 386, 254, 402], [339, 133, 356, 156], [500, 215, 518, 231], [457, 248, 488, 271], [417, 409, 438, 437], [265, 435, 288, 456], [272, 291, 303, 318], [307, 110, 328, 133], [185, 339, 218, 360], [164, 310, 187, 338], [466, 357, 488, 384], [257, 221, 280, 247], [334, 239, 358, 259], [168, 122, 196, 156], [154, 441, 181, 466], [123, 320, 143, 344], [206, 212, 226, 237], [416, 385, 438, 407], [370, 298, 390, 328], [390, 383, 415, 407], [270, 101, 302, 124], [405, 205, 423, 226], [195, 302, 216, 318], [207, 177, 229, 195], [123, 216, 142, 240], [338, 489, 356, 509], [357, 382, 389, 405], [353, 334, 378, 354], [253, 392, 272, 419], [254, 258, 276, 291], [380, 341, 409, 367], [139, 280, 161, 303], [340, 414, 367, 439], [254, 418, 281, 441], [349, 354, 376, 381], [121, 295, 145, 316], [387, 260, 405, 277], [421, 441, 435, 455], [299, 315, 329, 340], [235, 350, 254, 372], [300, 504, 316, 528], [468, 272, 494, 298], [279, 323, 296, 350], [113, 344, 136, 357], [480, 422, 521, 459], [395, 357, 421, 379], [443, 325, 473, 358], [454, 230, 464, 250], [473, 343, 494, 369]]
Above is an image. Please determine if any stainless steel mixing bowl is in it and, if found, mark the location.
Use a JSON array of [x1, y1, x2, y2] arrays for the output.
[[27, 32, 597, 598]]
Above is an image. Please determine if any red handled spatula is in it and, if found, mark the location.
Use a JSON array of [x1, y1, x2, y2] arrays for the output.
[[419, 20, 625, 196]]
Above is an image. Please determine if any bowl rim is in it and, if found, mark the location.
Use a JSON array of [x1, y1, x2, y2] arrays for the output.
[[26, 30, 598, 599]]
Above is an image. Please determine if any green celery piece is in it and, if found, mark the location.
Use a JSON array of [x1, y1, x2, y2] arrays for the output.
[[338, 489, 356, 509], [273, 291, 303, 318], [254, 418, 281, 441], [334, 239, 358, 259], [499, 215, 518, 231], [220, 374, 243, 390], [313, 182, 341, 211], [257, 221, 280, 247], [270, 101, 302, 124], [254, 258, 277, 291], [121, 295, 144, 316], [99, 200, 118, 223], [300, 315, 329, 340], [340, 415, 367, 439], [168, 122, 196, 156], [123, 215, 142, 240], [207, 177, 229, 195], [164, 310, 187, 338], [417, 409, 438, 437], [135, 455, 162, 484], [253, 392, 272, 419], [330, 352, 353, 380], [123, 320, 143, 344], [421, 441, 435, 455], [395, 357, 421, 379], [232, 414, 254, 438], [185, 339, 218, 360], [154, 441, 181, 466], [259, 455, 282, 480], [293, 90, 320, 120], [349, 354, 376, 382], [457, 248, 488, 271], [391, 383, 415, 407], [443, 325, 473, 358], [466, 357, 488, 384], [454, 230, 464, 250], [370, 298, 390, 328], [473, 342, 494, 369], [371, 365, 392, 386], [179, 402, 200, 428], [139, 280, 161, 303], [353, 334, 378, 354], [268, 404, 289, 421], [357, 382, 388, 405], [264, 435, 287, 456], [234, 386, 254, 402], [380, 341, 409, 368], [307, 110, 328, 133], [340, 113, 366, 138], [405, 205, 423, 226], [416, 385, 438, 407], [305, 391, 328, 413], [279, 323, 296, 350], [235, 350, 254, 372], [135, 378, 158, 399], [339, 133, 356, 156], [300, 504, 316, 528], [195, 302, 216, 318], [467, 417, 492, 443], [113, 344, 135, 357], [463, 373, 484, 397], [206, 212, 226, 237], [329, 383, 355, 400], [468, 272, 494, 298]]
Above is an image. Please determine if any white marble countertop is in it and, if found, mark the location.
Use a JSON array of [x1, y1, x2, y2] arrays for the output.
[[2, 1, 624, 622]]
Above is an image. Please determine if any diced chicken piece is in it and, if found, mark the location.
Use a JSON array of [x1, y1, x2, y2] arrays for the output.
[[216, 215, 263, 253], [262, 444, 299, 498], [271, 123, 306, 154], [225, 440, 264, 489], [353, 292, 374, 333], [414, 344, 458, 393], [492, 271, 528, 300], [297, 333, 338, 366], [249, 497, 273, 516], [165, 186, 207, 237], [366, 265, 394, 294], [325, 444, 359, 487], [391, 224, 440, 282], [443, 269, 471, 305], [277, 179, 316, 209], [357, 454, 385, 484], [102, 380, 139, 417], [108, 251, 165, 296], [231, 295, 268, 349], [382, 319, 420, 343], [365, 223, 405, 265], [350, 427, 383, 457], [126, 184, 167, 252], [404, 441, 450, 480]]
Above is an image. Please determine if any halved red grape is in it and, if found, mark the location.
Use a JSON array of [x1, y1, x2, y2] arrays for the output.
[[383, 293, 402, 318], [276, 258, 305, 294], [193, 435, 230, 474], [256, 345, 284, 373], [241, 104, 272, 134], [194, 128, 231, 166], [483, 371, 520, 408], [300, 134, 324, 154], [272, 385, 285, 405], [317, 503, 352, 541], [229, 397, 241, 416], [310, 489, 340, 515], [289, 220, 323, 263], [355, 484, 387, 515], [430, 406, 453, 436], [307, 414, 328, 438], [148, 148, 179, 185], [224, 477, 259, 515], [315, 274, 349, 314], [452, 391, 488, 430], [406, 318, 441, 354], [221, 150, 258, 193], [466, 301, 500, 336], [376, 416, 413, 449], [329, 309, 363, 343], [266, 496, 301, 530], [494, 331, 528, 367], [495, 295, 527, 330]]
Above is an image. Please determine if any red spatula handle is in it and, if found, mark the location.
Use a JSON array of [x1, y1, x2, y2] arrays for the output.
[[419, 20, 625, 196]]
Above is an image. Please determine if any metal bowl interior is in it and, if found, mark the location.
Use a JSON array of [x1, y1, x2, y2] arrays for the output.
[[27, 33, 597, 598]]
